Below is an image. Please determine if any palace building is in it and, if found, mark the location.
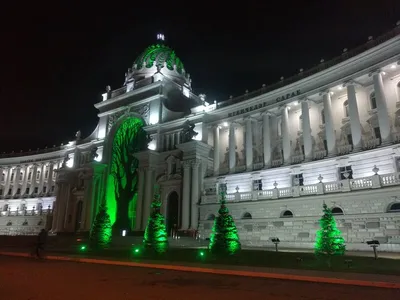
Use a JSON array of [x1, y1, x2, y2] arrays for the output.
[[1, 26, 400, 251]]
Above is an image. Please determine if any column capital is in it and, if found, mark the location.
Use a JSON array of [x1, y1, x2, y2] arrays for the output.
[[191, 159, 201, 168], [244, 115, 257, 122], [368, 69, 382, 77], [182, 160, 192, 169], [319, 90, 332, 97], [343, 80, 360, 88], [261, 110, 273, 116]]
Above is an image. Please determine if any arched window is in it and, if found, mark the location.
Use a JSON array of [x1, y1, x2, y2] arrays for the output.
[[321, 109, 325, 124], [206, 214, 215, 220], [370, 91, 377, 109], [299, 115, 303, 131], [242, 212, 252, 219], [387, 203, 400, 213], [281, 210, 293, 218], [343, 100, 349, 117], [332, 207, 344, 215]]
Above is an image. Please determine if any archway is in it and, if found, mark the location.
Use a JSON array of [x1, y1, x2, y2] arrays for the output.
[[74, 201, 83, 232], [105, 117, 148, 234], [166, 191, 179, 236]]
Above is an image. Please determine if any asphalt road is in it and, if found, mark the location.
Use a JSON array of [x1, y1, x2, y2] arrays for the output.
[[0, 256, 399, 300]]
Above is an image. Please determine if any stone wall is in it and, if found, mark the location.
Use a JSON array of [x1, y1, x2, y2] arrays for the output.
[[199, 186, 400, 251]]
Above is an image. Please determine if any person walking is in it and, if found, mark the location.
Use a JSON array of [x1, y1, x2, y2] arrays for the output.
[[35, 229, 48, 259]]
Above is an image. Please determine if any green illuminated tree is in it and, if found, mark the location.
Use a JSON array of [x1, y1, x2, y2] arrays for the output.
[[90, 204, 112, 249], [209, 191, 241, 255], [315, 203, 346, 262], [109, 118, 148, 233], [143, 186, 169, 254]]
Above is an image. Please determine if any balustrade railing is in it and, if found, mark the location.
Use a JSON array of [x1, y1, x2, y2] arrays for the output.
[[201, 171, 397, 204]]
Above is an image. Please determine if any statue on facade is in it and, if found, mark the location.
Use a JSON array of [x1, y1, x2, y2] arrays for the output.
[[106, 85, 111, 93], [75, 130, 82, 140], [146, 134, 153, 147], [62, 154, 70, 168], [181, 121, 198, 143], [124, 68, 134, 85], [90, 147, 99, 161]]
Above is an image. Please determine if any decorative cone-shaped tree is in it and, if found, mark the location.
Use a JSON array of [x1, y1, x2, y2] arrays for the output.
[[143, 186, 168, 254], [315, 203, 345, 261], [90, 204, 112, 249], [209, 191, 241, 255]]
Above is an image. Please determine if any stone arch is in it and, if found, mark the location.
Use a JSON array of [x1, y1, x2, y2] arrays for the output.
[[387, 202, 400, 213], [332, 206, 344, 215], [166, 191, 180, 236], [242, 212, 252, 219], [103, 115, 149, 233], [206, 213, 215, 221], [280, 210, 293, 218], [103, 113, 147, 166]]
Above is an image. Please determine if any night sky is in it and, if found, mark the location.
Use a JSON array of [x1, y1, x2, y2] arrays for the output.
[[1, 1, 399, 153]]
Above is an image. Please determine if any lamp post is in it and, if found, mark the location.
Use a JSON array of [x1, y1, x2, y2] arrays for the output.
[[271, 237, 280, 252], [366, 240, 380, 259]]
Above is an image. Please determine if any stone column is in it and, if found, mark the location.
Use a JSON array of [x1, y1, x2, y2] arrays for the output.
[[12, 166, 21, 195], [0, 167, 3, 197], [228, 122, 236, 172], [321, 91, 336, 156], [4, 167, 11, 196], [213, 126, 220, 176], [301, 100, 313, 161], [141, 167, 154, 227], [190, 160, 200, 229], [281, 105, 291, 164], [38, 163, 45, 193], [371, 70, 391, 144], [181, 161, 191, 229], [21, 165, 29, 195], [346, 82, 362, 150], [29, 164, 38, 194], [46, 162, 54, 193], [262, 112, 272, 168], [134, 168, 145, 230], [245, 117, 253, 171]]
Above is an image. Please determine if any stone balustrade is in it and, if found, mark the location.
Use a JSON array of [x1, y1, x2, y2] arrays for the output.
[[201, 171, 400, 204]]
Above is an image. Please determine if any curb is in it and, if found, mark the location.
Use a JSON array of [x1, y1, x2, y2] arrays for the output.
[[1, 251, 400, 289]]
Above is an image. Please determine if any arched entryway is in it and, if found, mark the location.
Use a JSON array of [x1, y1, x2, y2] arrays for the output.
[[74, 201, 83, 232], [166, 191, 179, 236]]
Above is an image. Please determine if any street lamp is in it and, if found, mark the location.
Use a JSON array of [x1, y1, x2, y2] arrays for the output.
[[271, 238, 280, 252], [366, 240, 380, 260]]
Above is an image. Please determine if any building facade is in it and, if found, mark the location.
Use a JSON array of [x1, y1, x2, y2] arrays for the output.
[[1, 26, 400, 251]]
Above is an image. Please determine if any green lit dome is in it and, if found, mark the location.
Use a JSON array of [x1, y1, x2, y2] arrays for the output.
[[133, 44, 185, 74]]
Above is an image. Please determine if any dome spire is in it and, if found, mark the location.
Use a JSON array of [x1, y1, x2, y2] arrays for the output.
[[156, 33, 165, 43]]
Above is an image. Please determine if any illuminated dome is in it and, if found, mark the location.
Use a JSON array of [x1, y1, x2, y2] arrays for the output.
[[125, 35, 191, 88]]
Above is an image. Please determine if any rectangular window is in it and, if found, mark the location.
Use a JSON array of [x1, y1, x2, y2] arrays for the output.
[[28, 172, 32, 180], [34, 187, 38, 194], [374, 127, 381, 145], [292, 174, 304, 186], [339, 166, 353, 180], [43, 186, 47, 193], [11, 173, 14, 181], [25, 188, 29, 194], [347, 134, 353, 146], [51, 185, 55, 192], [253, 179, 262, 191]]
